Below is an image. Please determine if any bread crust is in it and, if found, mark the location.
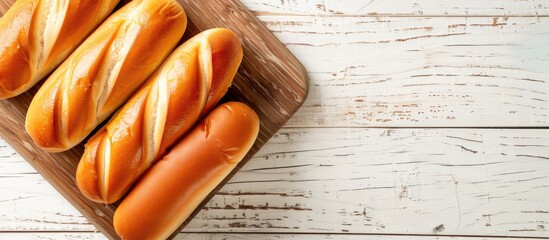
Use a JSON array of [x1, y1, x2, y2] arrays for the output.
[[25, 0, 187, 152], [76, 28, 243, 203], [114, 102, 260, 240], [0, 0, 120, 98]]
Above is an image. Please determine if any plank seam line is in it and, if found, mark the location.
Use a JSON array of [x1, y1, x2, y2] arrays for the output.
[[280, 126, 549, 129], [181, 232, 549, 239], [252, 12, 549, 18], [0, 231, 548, 239]]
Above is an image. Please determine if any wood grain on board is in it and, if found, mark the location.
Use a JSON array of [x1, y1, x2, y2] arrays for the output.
[[0, 0, 308, 239], [2, 129, 549, 237]]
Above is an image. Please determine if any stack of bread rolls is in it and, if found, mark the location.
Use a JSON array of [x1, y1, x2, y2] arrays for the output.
[[1, 0, 260, 239], [76, 27, 245, 204]]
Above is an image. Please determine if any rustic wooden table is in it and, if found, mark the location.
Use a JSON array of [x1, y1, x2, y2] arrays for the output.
[[2, 1, 549, 239]]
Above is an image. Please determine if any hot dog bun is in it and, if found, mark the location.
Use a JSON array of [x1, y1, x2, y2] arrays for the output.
[[76, 28, 243, 203], [0, 0, 120, 99], [114, 101, 260, 240], [25, 0, 187, 152]]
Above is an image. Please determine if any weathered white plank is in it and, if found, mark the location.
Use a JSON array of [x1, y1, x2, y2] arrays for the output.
[[191, 128, 549, 237], [0, 140, 95, 232], [0, 233, 106, 240], [2, 130, 548, 237], [0, 233, 509, 240], [242, 0, 549, 16], [0, 174, 95, 231], [175, 234, 509, 240], [257, 15, 549, 127]]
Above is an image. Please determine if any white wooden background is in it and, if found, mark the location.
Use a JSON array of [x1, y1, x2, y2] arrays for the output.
[[2, 0, 549, 239]]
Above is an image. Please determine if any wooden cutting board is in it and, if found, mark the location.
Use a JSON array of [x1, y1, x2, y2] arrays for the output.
[[0, 1, 308, 239]]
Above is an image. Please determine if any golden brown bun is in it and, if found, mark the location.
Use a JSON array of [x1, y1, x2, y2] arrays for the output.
[[114, 102, 260, 240], [0, 0, 120, 99], [76, 28, 243, 203], [25, 0, 187, 152]]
